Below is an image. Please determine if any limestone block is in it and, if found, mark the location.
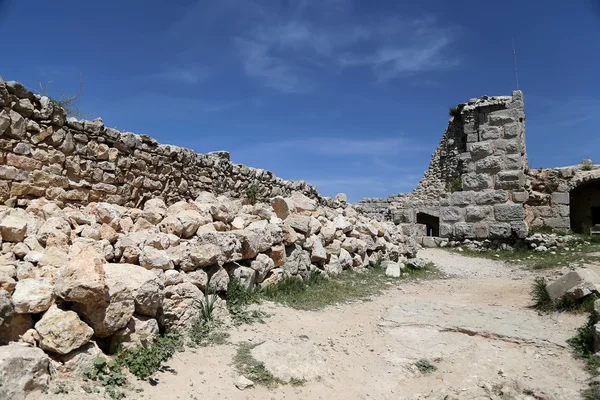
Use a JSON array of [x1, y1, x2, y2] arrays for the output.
[[503, 123, 520, 138], [454, 223, 474, 239], [512, 191, 529, 203], [465, 206, 492, 222], [462, 173, 492, 191], [439, 223, 453, 237], [494, 204, 525, 222], [510, 221, 528, 238], [467, 141, 493, 160], [473, 223, 489, 239], [495, 170, 524, 190], [475, 156, 503, 172], [544, 217, 570, 230], [440, 207, 464, 222], [504, 154, 523, 170], [551, 192, 570, 205], [449, 191, 472, 206], [489, 223, 512, 239], [488, 112, 515, 126], [480, 126, 501, 140]]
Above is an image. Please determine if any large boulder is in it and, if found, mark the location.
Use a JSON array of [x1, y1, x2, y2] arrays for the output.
[[271, 196, 295, 220], [283, 244, 311, 278], [73, 274, 135, 338], [37, 217, 72, 245], [161, 282, 203, 331], [0, 343, 50, 400], [285, 215, 312, 235], [169, 243, 222, 272], [0, 208, 29, 242], [102, 263, 163, 317], [54, 245, 109, 306], [289, 192, 317, 213], [11, 278, 55, 314], [176, 209, 211, 238], [35, 304, 94, 355], [333, 215, 353, 233], [196, 232, 242, 264], [140, 246, 174, 270]]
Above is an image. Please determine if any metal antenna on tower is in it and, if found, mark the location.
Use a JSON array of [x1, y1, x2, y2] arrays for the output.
[[512, 39, 520, 90]]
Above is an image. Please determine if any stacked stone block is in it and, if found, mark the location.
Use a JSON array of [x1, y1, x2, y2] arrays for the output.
[[438, 91, 528, 239]]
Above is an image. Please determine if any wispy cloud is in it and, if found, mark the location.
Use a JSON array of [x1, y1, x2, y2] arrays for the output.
[[233, 3, 460, 92], [235, 38, 314, 93]]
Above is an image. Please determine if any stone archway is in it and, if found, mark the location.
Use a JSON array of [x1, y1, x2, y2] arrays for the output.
[[569, 172, 600, 233]]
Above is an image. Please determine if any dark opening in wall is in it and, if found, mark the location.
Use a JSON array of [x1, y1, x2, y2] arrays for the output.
[[570, 179, 600, 233], [417, 213, 440, 237]]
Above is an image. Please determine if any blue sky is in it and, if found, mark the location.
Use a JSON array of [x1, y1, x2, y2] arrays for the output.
[[0, 0, 599, 201]]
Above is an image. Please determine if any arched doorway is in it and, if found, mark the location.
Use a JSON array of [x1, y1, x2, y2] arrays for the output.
[[417, 212, 440, 237], [570, 179, 600, 233]]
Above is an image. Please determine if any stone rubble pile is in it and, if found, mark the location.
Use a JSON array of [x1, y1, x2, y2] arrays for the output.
[[0, 190, 415, 398]]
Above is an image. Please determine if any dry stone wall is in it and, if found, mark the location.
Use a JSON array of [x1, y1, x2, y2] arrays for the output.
[[0, 77, 334, 210]]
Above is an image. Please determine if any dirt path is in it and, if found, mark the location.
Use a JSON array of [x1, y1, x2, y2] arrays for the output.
[[32, 249, 591, 400]]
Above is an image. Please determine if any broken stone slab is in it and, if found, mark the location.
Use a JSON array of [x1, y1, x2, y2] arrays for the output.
[[0, 343, 50, 400], [546, 269, 600, 300], [250, 339, 327, 383]]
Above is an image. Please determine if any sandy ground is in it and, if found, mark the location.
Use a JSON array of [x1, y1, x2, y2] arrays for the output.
[[29, 249, 592, 400]]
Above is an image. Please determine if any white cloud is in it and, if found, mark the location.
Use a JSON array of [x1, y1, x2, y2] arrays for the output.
[[234, 3, 459, 91]]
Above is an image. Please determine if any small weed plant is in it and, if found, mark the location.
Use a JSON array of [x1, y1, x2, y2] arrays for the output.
[[415, 359, 437, 374], [189, 318, 229, 347], [83, 356, 126, 399], [245, 185, 260, 205], [582, 159, 594, 171], [226, 278, 265, 325], [446, 177, 462, 193], [119, 331, 183, 380], [200, 288, 219, 323]]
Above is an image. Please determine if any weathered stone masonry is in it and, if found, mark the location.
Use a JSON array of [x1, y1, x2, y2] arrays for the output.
[[359, 91, 530, 241], [0, 77, 330, 209]]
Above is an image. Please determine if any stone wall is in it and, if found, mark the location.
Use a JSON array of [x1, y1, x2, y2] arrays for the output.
[[526, 165, 600, 232], [0, 77, 334, 209], [438, 91, 528, 239], [357, 91, 530, 240]]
